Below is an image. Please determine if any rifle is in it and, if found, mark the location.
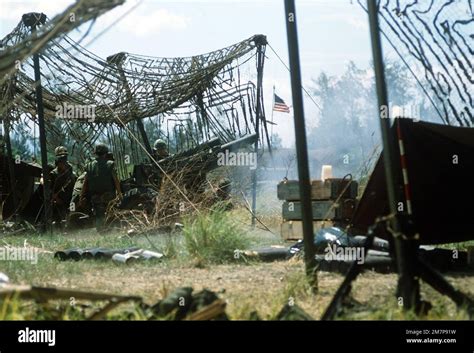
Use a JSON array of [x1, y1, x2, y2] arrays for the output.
[[51, 171, 75, 205]]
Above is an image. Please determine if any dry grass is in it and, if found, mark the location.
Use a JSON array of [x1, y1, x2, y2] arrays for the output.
[[1, 245, 473, 320], [1, 205, 473, 320]]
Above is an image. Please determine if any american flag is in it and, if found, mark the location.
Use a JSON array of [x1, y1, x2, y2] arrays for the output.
[[273, 93, 290, 113]]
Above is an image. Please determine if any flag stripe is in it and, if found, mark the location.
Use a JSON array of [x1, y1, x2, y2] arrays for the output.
[[273, 93, 290, 113]]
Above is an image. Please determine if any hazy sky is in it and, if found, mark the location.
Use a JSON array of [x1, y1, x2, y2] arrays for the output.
[[0, 0, 390, 147]]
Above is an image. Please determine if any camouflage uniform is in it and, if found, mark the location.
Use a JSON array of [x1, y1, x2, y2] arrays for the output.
[[150, 139, 169, 187], [50, 146, 77, 228], [82, 144, 121, 231]]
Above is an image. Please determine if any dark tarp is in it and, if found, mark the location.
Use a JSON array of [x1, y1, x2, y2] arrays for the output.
[[0, 154, 41, 219], [349, 118, 474, 245]]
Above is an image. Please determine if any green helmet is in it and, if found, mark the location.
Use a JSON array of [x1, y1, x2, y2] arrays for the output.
[[153, 139, 167, 150], [54, 146, 68, 157], [94, 143, 109, 155]]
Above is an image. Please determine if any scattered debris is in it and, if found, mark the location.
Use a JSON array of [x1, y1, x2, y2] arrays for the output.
[[148, 287, 228, 320], [276, 304, 313, 321], [54, 246, 164, 264], [244, 227, 472, 275], [289, 227, 390, 253], [0, 284, 142, 320], [174, 223, 184, 231], [0, 283, 228, 320], [0, 220, 37, 236], [0, 272, 9, 285], [54, 247, 140, 261], [243, 246, 291, 262], [112, 249, 163, 264]]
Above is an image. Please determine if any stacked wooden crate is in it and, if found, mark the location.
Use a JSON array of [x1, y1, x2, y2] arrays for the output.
[[278, 178, 358, 240]]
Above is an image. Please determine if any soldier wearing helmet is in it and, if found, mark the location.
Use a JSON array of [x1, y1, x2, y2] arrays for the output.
[[80, 143, 122, 232], [153, 139, 169, 160], [50, 146, 77, 229]]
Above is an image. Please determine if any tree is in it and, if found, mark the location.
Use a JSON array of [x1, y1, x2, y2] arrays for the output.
[[307, 59, 416, 178], [10, 129, 33, 162]]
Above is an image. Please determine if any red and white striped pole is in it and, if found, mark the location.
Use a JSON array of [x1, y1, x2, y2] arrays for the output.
[[396, 119, 413, 215]]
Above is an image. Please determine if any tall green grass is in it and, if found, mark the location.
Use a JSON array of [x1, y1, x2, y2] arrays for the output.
[[183, 209, 250, 264]]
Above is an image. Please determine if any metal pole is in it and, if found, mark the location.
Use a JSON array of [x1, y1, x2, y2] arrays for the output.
[[24, 13, 51, 232], [136, 119, 152, 156], [3, 105, 18, 220], [33, 47, 52, 233], [367, 0, 419, 310], [251, 41, 265, 227], [271, 85, 275, 140], [284, 0, 317, 290]]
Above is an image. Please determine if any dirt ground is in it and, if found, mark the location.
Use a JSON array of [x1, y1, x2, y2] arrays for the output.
[[2, 238, 473, 320], [1, 201, 473, 320]]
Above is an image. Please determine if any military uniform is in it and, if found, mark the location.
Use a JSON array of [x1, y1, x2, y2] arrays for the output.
[[50, 146, 77, 228], [150, 139, 169, 187], [153, 139, 169, 161], [82, 144, 121, 231]]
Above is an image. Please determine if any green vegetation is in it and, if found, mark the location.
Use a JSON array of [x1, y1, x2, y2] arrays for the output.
[[183, 208, 251, 264]]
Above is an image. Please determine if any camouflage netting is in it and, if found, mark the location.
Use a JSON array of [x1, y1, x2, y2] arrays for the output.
[[3, 34, 266, 125], [0, 0, 125, 80], [0, 10, 268, 149], [359, 0, 473, 126], [0, 7, 268, 169]]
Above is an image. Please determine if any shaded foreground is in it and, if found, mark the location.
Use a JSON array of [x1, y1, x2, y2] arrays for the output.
[[1, 224, 473, 320]]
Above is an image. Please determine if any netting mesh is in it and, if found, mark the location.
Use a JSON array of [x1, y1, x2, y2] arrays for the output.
[[0, 10, 268, 175], [0, 0, 124, 80], [359, 0, 473, 126]]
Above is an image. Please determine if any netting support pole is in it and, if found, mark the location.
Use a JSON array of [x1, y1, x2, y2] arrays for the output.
[[367, 0, 420, 310], [3, 117, 18, 219], [24, 13, 51, 233], [136, 119, 152, 157], [284, 0, 317, 292], [251, 37, 266, 227]]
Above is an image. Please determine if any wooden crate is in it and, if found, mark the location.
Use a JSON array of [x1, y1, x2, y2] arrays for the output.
[[282, 200, 356, 221], [281, 220, 333, 241], [277, 178, 358, 201]]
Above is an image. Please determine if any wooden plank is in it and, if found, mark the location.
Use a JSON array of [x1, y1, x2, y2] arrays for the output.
[[282, 200, 356, 221], [281, 220, 333, 240], [277, 179, 358, 201]]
